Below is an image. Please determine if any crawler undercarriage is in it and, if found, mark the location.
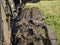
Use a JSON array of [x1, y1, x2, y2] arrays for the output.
[[0, 0, 58, 45]]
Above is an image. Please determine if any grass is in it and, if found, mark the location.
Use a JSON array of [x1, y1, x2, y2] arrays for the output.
[[41, 0, 60, 1], [25, 1, 60, 45]]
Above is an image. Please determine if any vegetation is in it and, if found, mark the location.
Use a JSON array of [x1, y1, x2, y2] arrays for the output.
[[41, 0, 60, 1], [25, 1, 60, 45]]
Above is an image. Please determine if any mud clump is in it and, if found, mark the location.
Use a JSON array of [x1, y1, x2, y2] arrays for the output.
[[10, 7, 47, 45]]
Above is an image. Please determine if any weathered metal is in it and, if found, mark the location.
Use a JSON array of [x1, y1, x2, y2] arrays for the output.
[[0, 3, 3, 45], [43, 25, 58, 45]]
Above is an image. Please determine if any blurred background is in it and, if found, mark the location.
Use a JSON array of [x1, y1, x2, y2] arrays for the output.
[[25, 1, 60, 45]]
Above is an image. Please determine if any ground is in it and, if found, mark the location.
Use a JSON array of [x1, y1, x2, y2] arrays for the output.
[[25, 1, 60, 45]]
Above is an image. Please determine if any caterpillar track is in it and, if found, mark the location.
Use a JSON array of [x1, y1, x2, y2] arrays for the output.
[[0, 0, 58, 45]]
